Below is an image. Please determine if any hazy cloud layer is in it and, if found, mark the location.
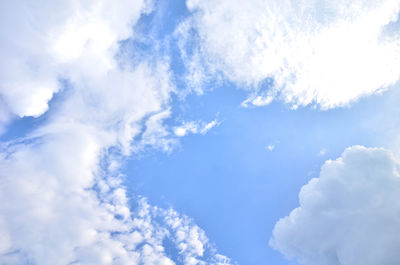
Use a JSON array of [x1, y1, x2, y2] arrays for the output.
[[271, 146, 400, 265]]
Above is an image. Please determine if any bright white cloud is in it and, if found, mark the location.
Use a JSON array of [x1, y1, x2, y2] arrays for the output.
[[0, 62, 180, 264], [266, 145, 275, 151], [0, 0, 150, 119], [270, 146, 400, 265], [179, 0, 400, 109], [0, 1, 231, 264], [174, 119, 219, 137]]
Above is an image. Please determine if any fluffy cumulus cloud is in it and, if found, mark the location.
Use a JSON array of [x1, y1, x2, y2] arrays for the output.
[[270, 146, 400, 265], [0, 0, 148, 119], [0, 1, 231, 264], [178, 0, 400, 109]]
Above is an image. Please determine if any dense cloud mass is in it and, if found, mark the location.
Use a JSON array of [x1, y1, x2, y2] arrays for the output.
[[0, 1, 230, 264], [0, 0, 149, 119], [179, 0, 400, 108], [270, 146, 400, 265]]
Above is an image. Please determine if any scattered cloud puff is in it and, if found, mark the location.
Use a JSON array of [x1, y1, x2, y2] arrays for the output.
[[174, 119, 220, 137], [270, 146, 400, 265], [318, 149, 327, 156], [179, 0, 400, 109], [266, 145, 275, 151], [0, 1, 231, 264]]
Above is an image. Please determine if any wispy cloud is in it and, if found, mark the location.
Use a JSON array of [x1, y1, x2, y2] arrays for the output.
[[174, 119, 220, 137]]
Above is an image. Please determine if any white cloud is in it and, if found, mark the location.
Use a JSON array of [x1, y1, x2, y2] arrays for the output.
[[0, 1, 231, 264], [266, 145, 275, 151], [179, 0, 400, 109], [0, 64, 178, 264], [174, 122, 198, 137], [133, 109, 177, 153], [174, 119, 219, 137], [0, 0, 151, 119], [270, 146, 400, 265], [318, 149, 327, 156]]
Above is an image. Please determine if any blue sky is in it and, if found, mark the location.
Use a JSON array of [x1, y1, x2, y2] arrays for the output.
[[1, 1, 400, 265]]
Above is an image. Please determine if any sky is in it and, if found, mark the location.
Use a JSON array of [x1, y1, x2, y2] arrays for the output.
[[1, 1, 400, 265]]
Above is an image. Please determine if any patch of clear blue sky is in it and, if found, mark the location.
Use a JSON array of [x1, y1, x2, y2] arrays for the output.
[[2, 0, 400, 264]]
